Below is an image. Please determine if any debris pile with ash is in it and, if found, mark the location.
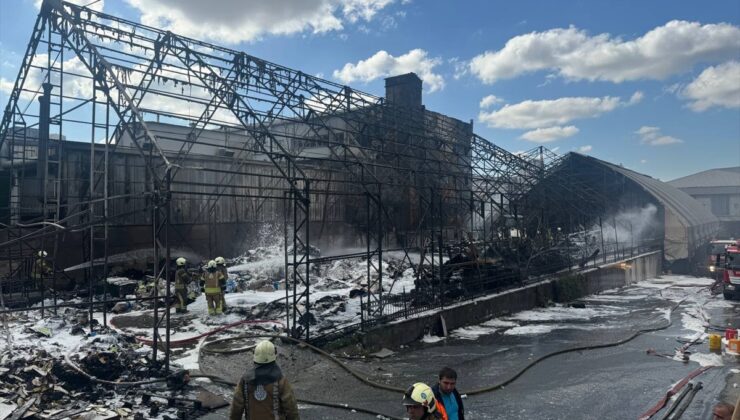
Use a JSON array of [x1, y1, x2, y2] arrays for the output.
[[0, 310, 223, 419]]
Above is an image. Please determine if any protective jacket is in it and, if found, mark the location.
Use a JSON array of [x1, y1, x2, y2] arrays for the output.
[[229, 362, 299, 420], [218, 265, 229, 286], [203, 270, 225, 294], [175, 268, 192, 290], [32, 258, 52, 280], [432, 383, 464, 420]]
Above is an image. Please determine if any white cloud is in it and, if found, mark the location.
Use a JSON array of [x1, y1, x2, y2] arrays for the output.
[[520, 126, 579, 143], [469, 21, 740, 84], [125, 0, 397, 44], [577, 145, 592, 153], [0, 54, 95, 103], [449, 57, 468, 80], [479, 94, 503, 109], [333, 49, 445, 92], [479, 94, 637, 130], [640, 159, 648, 164], [629, 91, 644, 105], [682, 61, 740, 111], [342, 0, 394, 23], [636, 126, 683, 146]]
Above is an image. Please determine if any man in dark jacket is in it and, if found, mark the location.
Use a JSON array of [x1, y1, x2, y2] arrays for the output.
[[431, 367, 464, 420], [229, 340, 299, 420]]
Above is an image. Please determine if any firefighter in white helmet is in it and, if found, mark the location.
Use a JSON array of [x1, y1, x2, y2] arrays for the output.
[[215, 256, 228, 311], [229, 340, 299, 419], [403, 382, 448, 420], [31, 250, 52, 291], [203, 260, 225, 315], [174, 257, 192, 313]]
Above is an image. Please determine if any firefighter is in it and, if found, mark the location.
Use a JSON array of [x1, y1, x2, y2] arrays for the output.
[[203, 260, 225, 315], [215, 256, 228, 311], [31, 250, 52, 290], [403, 382, 448, 420], [174, 257, 192, 313], [229, 340, 299, 420]]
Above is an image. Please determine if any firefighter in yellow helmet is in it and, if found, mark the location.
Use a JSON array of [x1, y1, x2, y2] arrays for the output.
[[31, 250, 52, 290], [203, 260, 225, 315], [403, 382, 448, 420], [215, 256, 228, 311], [174, 257, 192, 313], [229, 340, 299, 420]]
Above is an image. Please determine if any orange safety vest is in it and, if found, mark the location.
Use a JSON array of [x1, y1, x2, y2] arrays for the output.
[[435, 400, 448, 420]]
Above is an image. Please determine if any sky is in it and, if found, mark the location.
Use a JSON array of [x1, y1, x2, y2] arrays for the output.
[[0, 0, 738, 181]]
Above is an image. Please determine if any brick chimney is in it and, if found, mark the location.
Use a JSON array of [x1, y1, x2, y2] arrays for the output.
[[385, 73, 422, 108]]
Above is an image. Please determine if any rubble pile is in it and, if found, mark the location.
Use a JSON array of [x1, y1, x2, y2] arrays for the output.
[[223, 246, 418, 335], [0, 310, 215, 420]]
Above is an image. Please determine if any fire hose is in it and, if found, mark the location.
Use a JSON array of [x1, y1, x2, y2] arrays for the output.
[[75, 290, 710, 418], [194, 297, 690, 398], [63, 351, 404, 420]]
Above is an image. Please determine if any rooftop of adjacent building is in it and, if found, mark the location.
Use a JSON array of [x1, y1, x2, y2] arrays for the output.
[[669, 167, 740, 189]]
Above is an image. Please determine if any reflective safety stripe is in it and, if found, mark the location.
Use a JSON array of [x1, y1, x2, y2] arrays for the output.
[[204, 287, 221, 294], [273, 381, 279, 419]]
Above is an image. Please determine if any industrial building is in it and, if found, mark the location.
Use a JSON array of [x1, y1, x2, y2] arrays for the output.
[[669, 167, 740, 238], [0, 0, 716, 347]]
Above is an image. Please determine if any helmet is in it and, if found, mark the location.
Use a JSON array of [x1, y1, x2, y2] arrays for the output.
[[176, 257, 187, 266], [402, 382, 436, 413], [253, 340, 277, 364], [215, 257, 225, 265], [207, 260, 217, 269], [38, 250, 48, 258]]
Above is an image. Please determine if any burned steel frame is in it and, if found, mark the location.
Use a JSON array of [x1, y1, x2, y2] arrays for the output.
[[0, 0, 647, 367]]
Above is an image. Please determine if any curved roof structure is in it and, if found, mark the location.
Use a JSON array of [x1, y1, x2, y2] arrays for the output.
[[598, 158, 718, 228], [575, 154, 719, 261]]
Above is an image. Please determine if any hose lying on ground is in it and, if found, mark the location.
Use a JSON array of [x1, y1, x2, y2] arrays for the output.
[[197, 297, 689, 396], [72, 291, 693, 418], [638, 369, 711, 420], [63, 355, 403, 420], [131, 319, 284, 348]]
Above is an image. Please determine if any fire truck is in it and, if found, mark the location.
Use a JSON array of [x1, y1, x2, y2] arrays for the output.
[[722, 240, 740, 300]]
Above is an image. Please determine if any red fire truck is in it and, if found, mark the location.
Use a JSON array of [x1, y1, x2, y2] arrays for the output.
[[722, 241, 740, 300]]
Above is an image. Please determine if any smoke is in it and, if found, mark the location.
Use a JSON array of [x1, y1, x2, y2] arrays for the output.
[[595, 204, 659, 245]]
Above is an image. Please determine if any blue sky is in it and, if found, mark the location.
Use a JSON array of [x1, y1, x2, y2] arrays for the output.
[[1, 0, 738, 181]]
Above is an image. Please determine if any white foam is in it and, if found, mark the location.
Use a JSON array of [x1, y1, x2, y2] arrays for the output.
[[688, 352, 723, 367], [421, 333, 445, 343], [504, 325, 556, 336]]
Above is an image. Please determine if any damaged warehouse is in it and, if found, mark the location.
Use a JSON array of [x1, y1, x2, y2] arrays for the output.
[[0, 1, 717, 419]]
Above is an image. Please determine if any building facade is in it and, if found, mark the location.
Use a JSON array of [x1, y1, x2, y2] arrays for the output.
[[669, 167, 740, 238]]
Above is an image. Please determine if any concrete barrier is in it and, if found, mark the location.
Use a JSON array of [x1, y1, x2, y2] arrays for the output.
[[358, 251, 662, 351]]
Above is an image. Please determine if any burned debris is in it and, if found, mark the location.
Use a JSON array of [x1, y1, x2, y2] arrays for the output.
[[0, 1, 703, 418]]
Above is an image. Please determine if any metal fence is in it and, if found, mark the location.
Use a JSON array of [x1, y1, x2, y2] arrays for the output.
[[311, 239, 662, 345]]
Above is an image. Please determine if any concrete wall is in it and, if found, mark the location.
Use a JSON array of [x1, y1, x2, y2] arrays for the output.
[[358, 251, 662, 351]]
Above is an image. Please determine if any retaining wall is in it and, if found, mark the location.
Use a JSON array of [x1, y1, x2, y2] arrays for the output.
[[358, 251, 662, 351]]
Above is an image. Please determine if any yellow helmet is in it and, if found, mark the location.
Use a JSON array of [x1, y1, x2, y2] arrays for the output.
[[207, 260, 217, 269], [176, 257, 187, 266], [215, 256, 225, 265], [402, 382, 436, 413], [253, 340, 277, 364]]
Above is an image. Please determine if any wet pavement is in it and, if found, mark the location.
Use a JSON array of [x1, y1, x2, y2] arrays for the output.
[[197, 275, 740, 419]]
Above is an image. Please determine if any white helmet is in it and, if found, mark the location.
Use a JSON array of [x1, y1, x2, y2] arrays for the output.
[[207, 260, 217, 269], [215, 256, 225, 265], [402, 382, 437, 413], [253, 340, 277, 364], [38, 250, 48, 258], [176, 257, 187, 266]]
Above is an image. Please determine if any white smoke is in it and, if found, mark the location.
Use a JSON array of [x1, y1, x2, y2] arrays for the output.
[[596, 204, 659, 245]]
